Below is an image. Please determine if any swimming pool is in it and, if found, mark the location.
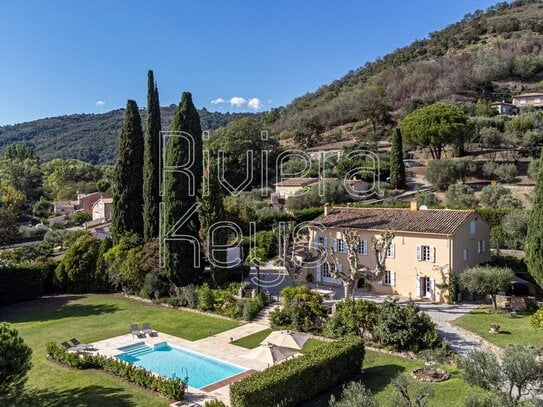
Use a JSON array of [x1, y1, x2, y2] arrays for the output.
[[115, 342, 247, 389]]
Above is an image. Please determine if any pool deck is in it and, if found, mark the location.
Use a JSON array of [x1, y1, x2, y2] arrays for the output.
[[87, 323, 272, 405]]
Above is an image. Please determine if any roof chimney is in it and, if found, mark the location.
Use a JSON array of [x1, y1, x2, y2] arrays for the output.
[[410, 200, 418, 211], [324, 203, 331, 216]]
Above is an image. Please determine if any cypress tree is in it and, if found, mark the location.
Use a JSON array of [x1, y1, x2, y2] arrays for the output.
[[389, 128, 406, 189], [112, 100, 144, 241], [525, 150, 543, 289], [163, 92, 203, 286], [143, 70, 162, 241], [199, 157, 228, 286]]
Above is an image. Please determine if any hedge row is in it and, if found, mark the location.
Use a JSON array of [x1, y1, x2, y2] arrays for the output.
[[46, 342, 186, 400], [229, 336, 364, 407], [0, 264, 46, 305]]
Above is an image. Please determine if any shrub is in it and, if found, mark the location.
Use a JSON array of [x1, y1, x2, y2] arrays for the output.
[[460, 266, 514, 310], [0, 264, 44, 305], [479, 184, 522, 209], [242, 293, 267, 321], [445, 184, 478, 208], [270, 286, 327, 332], [494, 163, 517, 183], [0, 323, 32, 401], [425, 159, 459, 190], [392, 374, 433, 407], [528, 159, 540, 181], [501, 210, 529, 249], [230, 336, 364, 407], [46, 342, 187, 400], [197, 283, 216, 311], [324, 299, 378, 338], [482, 161, 498, 178], [328, 381, 377, 407], [204, 401, 226, 407], [140, 272, 168, 300], [254, 230, 278, 259], [529, 307, 543, 330], [55, 234, 102, 292], [459, 349, 502, 391], [372, 300, 438, 351]]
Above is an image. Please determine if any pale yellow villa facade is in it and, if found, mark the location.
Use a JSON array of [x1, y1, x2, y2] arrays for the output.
[[307, 203, 491, 303]]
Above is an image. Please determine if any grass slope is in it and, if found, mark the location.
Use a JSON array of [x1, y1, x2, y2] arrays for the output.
[[0, 294, 240, 407], [453, 307, 542, 348]]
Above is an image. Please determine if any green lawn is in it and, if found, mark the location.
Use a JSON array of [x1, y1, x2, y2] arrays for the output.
[[305, 351, 486, 407], [0, 294, 241, 407], [232, 331, 483, 406], [232, 329, 326, 354], [453, 307, 543, 348], [232, 328, 273, 348]]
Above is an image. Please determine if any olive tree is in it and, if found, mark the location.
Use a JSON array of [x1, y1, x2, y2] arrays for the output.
[[460, 266, 513, 310], [326, 230, 393, 299]]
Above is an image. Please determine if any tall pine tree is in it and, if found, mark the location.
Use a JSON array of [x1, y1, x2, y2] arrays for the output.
[[389, 128, 406, 189], [163, 92, 203, 286], [143, 70, 162, 241], [112, 100, 144, 242], [525, 150, 543, 289]]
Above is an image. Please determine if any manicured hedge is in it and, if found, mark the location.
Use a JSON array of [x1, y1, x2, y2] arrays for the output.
[[46, 342, 186, 400], [230, 336, 364, 407], [0, 264, 45, 305]]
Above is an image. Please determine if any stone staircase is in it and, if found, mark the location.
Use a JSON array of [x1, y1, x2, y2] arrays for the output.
[[252, 301, 280, 326]]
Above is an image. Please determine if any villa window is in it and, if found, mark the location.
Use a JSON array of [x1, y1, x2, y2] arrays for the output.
[[383, 270, 395, 286], [470, 220, 476, 235], [417, 245, 435, 262], [386, 242, 395, 258], [463, 249, 469, 261], [357, 240, 368, 255], [322, 262, 331, 278], [337, 239, 345, 253], [478, 240, 486, 254]]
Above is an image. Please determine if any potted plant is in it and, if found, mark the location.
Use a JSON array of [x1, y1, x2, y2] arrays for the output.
[[489, 324, 500, 334]]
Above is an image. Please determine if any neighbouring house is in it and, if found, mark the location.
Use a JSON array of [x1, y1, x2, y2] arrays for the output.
[[306, 140, 355, 160], [92, 197, 113, 221], [512, 92, 543, 110], [52, 191, 112, 216], [306, 202, 491, 303], [491, 101, 519, 115], [274, 177, 320, 199]]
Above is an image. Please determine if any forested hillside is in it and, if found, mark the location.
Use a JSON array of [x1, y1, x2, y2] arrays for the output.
[[0, 107, 251, 165], [268, 0, 543, 142]]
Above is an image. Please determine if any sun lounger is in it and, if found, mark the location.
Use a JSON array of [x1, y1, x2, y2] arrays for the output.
[[61, 341, 86, 353], [131, 324, 143, 338], [70, 338, 94, 351], [142, 322, 156, 337]]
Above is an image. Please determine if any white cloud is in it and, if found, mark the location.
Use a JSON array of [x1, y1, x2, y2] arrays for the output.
[[247, 98, 263, 110], [229, 97, 247, 108], [95, 100, 106, 107], [211, 97, 226, 104]]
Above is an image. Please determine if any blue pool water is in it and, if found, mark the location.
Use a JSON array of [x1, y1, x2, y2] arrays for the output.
[[115, 342, 246, 389]]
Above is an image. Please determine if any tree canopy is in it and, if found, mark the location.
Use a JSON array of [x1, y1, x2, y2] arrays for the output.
[[400, 103, 469, 159]]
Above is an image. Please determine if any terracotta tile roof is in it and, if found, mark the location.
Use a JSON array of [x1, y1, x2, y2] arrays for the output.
[[513, 92, 543, 98], [311, 207, 476, 235]]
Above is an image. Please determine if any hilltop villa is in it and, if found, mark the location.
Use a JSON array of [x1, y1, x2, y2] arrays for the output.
[[307, 202, 491, 302]]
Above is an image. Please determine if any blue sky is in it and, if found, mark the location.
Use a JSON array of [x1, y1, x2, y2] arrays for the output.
[[0, 0, 499, 125]]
